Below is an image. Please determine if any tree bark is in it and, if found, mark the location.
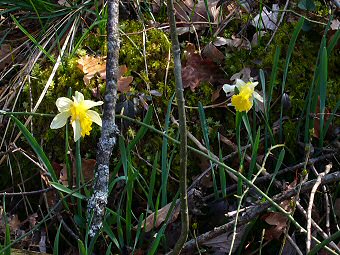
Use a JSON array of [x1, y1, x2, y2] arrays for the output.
[[87, 0, 120, 237]]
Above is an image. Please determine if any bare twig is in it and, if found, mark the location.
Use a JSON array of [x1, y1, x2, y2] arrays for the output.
[[286, 234, 303, 255], [296, 201, 340, 253], [181, 170, 340, 253], [306, 163, 332, 253], [87, 0, 120, 237]]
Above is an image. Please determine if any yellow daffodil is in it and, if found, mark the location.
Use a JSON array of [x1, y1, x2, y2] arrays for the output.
[[50, 91, 103, 142], [223, 79, 263, 112]]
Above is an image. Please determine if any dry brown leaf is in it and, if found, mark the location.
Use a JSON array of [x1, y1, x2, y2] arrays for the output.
[[138, 202, 180, 232], [78, 56, 133, 93], [263, 212, 288, 240], [202, 42, 224, 63], [182, 43, 226, 91], [59, 158, 96, 186], [77, 55, 106, 86]]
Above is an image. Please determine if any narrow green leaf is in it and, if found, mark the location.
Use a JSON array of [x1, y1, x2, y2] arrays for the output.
[[10, 115, 58, 182], [319, 46, 328, 147], [11, 15, 56, 63], [266, 149, 285, 194], [77, 239, 87, 255], [198, 102, 218, 197], [280, 17, 304, 141], [53, 222, 62, 255], [161, 94, 175, 206], [50, 182, 87, 200]]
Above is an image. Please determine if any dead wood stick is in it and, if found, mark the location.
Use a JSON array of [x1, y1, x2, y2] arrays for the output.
[[181, 170, 340, 252]]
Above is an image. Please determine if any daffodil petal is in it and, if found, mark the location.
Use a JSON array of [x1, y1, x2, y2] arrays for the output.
[[73, 91, 84, 104], [235, 79, 246, 89], [253, 91, 263, 102], [87, 110, 102, 126], [56, 97, 73, 112], [223, 84, 235, 94], [50, 111, 71, 129], [72, 120, 82, 142], [82, 100, 104, 110]]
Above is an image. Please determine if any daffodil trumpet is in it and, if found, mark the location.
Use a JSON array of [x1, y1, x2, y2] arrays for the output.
[[223, 79, 263, 112], [50, 91, 103, 142]]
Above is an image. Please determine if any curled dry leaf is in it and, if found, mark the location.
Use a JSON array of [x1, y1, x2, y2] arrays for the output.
[[77, 55, 133, 93], [262, 212, 288, 240], [136, 202, 180, 232], [77, 55, 106, 86], [213, 36, 251, 50]]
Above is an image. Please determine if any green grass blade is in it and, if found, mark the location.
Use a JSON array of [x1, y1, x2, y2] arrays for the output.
[[110, 107, 154, 183], [132, 213, 145, 254], [105, 243, 113, 255], [266, 149, 285, 194], [319, 46, 328, 147], [198, 102, 218, 197], [327, 29, 340, 55], [50, 182, 87, 200], [148, 194, 179, 255], [148, 151, 159, 211], [279, 17, 304, 141], [103, 221, 121, 251], [53, 222, 62, 255], [77, 239, 87, 255], [161, 94, 175, 206], [10, 15, 56, 63], [247, 128, 260, 180], [75, 139, 83, 217], [218, 133, 226, 197], [10, 115, 58, 182], [241, 113, 253, 145]]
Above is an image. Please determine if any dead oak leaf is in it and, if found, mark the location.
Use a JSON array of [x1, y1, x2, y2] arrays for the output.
[[77, 55, 133, 92], [182, 43, 225, 92], [77, 55, 106, 86]]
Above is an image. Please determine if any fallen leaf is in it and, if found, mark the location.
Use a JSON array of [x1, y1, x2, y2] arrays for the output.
[[230, 67, 252, 82], [331, 19, 340, 30], [262, 212, 288, 240], [202, 42, 224, 63], [77, 55, 106, 86], [214, 35, 251, 50], [182, 43, 226, 91], [77, 56, 133, 92], [252, 4, 279, 31], [138, 202, 180, 232]]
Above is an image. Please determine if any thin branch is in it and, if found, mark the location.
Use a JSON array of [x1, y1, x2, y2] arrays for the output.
[[87, 0, 120, 237], [306, 163, 332, 253], [167, 0, 189, 253], [181, 170, 340, 253]]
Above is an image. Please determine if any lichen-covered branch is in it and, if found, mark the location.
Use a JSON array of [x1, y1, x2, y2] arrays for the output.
[[167, 0, 189, 254], [87, 0, 120, 237]]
